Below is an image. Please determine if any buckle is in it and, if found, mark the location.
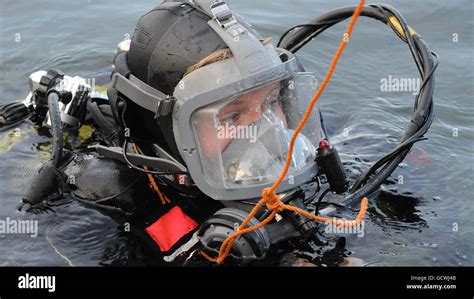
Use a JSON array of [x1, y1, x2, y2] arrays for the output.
[[154, 96, 175, 119], [210, 1, 237, 28]]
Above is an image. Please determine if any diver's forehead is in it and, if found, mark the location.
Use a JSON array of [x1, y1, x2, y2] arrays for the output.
[[219, 83, 279, 112]]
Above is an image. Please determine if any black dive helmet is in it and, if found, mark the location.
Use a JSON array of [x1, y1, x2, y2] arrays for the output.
[[108, 0, 325, 201], [110, 0, 244, 160]]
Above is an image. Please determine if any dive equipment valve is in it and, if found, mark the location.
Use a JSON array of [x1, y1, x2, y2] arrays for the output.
[[198, 208, 271, 262], [27, 70, 94, 129], [316, 140, 348, 194], [287, 196, 320, 241]]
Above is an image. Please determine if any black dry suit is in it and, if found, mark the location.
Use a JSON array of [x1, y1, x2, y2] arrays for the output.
[[20, 2, 233, 263]]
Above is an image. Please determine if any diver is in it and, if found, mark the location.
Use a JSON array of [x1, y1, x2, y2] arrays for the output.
[[0, 0, 438, 265]]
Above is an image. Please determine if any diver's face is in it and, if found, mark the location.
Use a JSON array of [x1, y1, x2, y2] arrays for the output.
[[195, 82, 288, 158], [217, 83, 284, 128]]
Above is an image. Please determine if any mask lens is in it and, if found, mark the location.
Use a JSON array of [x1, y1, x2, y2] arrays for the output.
[[191, 74, 322, 190]]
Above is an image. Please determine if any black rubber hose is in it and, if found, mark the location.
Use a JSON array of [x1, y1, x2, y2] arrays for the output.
[[278, 6, 387, 52], [87, 100, 119, 142], [47, 91, 63, 168], [382, 4, 424, 75], [349, 43, 438, 192], [279, 4, 437, 203], [279, 5, 422, 75], [344, 37, 436, 202]]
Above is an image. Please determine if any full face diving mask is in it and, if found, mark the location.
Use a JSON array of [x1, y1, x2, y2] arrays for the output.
[[111, 0, 325, 200], [170, 0, 326, 200]]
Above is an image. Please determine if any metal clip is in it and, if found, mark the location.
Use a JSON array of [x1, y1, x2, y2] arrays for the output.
[[210, 1, 237, 29], [154, 96, 175, 119]]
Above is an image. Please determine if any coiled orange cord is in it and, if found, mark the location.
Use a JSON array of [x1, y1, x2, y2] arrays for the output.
[[201, 0, 368, 264]]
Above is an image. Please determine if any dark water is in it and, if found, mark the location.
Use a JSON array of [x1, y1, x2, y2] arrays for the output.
[[0, 0, 472, 266]]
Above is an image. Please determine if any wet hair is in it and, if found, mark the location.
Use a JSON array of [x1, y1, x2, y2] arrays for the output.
[[184, 38, 273, 76]]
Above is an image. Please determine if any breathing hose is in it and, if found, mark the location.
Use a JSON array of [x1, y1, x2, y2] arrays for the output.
[[46, 91, 64, 168], [278, 4, 438, 203]]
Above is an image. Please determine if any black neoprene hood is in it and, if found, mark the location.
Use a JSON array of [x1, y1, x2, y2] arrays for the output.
[[128, 2, 228, 95]]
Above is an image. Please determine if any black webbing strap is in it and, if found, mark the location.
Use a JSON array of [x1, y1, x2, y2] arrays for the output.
[[111, 73, 174, 118]]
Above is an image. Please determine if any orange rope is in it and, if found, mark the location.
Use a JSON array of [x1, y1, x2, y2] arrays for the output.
[[131, 143, 171, 205], [201, 0, 368, 264]]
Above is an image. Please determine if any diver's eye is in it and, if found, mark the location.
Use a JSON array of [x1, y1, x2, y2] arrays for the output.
[[220, 112, 241, 125]]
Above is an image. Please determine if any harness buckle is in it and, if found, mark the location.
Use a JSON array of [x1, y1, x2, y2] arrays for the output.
[[154, 96, 175, 119], [210, 1, 237, 29]]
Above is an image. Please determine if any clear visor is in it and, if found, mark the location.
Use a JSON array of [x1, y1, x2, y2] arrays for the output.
[[191, 73, 322, 190]]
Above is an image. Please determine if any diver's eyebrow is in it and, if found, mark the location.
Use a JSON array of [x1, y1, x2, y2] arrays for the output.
[[228, 99, 245, 107], [219, 85, 278, 115], [219, 100, 246, 114]]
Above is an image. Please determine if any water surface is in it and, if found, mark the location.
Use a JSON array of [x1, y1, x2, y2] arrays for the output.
[[0, 0, 472, 266]]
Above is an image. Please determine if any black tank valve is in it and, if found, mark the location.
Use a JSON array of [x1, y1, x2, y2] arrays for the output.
[[316, 140, 348, 194]]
